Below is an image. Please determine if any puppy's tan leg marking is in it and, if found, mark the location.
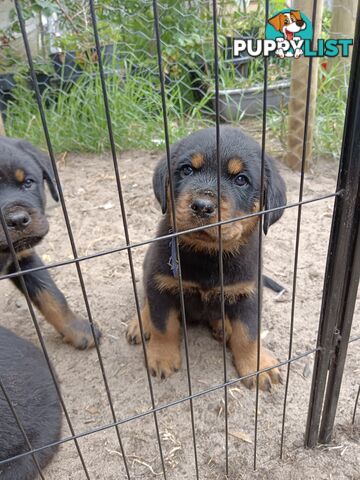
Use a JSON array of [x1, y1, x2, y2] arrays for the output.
[[36, 291, 98, 349], [126, 301, 151, 345], [147, 310, 181, 379], [229, 321, 282, 391], [210, 317, 232, 343]]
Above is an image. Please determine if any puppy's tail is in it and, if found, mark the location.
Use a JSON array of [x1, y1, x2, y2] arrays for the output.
[[263, 275, 286, 293]]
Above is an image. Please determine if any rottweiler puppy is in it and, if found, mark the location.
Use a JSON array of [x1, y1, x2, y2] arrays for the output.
[[0, 325, 62, 479], [0, 136, 101, 349], [126, 126, 286, 391]]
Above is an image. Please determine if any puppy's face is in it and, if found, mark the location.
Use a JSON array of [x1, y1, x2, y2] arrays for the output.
[[268, 10, 305, 40], [153, 127, 286, 253], [282, 12, 305, 36], [0, 138, 59, 253], [171, 151, 260, 250]]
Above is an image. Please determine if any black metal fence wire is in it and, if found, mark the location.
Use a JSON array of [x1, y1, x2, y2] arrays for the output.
[[0, 0, 359, 478], [306, 5, 360, 446], [211, 0, 230, 474], [280, 0, 319, 458]]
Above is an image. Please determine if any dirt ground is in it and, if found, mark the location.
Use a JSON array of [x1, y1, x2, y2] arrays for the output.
[[1, 130, 359, 479]]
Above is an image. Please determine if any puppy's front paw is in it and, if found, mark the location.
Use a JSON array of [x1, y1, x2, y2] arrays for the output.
[[229, 322, 282, 392], [234, 349, 282, 392], [62, 317, 101, 350], [147, 340, 181, 379], [126, 303, 152, 345], [126, 317, 150, 345]]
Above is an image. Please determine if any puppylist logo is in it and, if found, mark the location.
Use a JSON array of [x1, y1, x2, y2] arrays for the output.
[[233, 9, 353, 59]]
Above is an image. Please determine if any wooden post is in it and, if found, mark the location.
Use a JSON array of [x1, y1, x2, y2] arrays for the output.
[[330, 0, 356, 42], [329, 0, 356, 68], [0, 115, 5, 136], [285, 0, 324, 171]]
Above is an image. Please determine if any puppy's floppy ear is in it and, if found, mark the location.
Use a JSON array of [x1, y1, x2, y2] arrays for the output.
[[291, 10, 302, 21], [153, 156, 169, 214], [268, 13, 283, 32], [263, 154, 286, 235], [17, 141, 59, 202]]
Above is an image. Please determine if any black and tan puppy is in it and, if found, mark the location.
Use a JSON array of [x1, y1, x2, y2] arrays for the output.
[[0, 137, 101, 349], [126, 126, 286, 391], [0, 326, 62, 479]]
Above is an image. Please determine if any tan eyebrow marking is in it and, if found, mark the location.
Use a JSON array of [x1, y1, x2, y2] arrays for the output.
[[15, 169, 25, 183], [191, 153, 204, 169], [228, 158, 243, 175]]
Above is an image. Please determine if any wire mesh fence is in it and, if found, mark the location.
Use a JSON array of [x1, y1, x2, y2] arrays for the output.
[[0, 0, 359, 479], [0, 1, 350, 157]]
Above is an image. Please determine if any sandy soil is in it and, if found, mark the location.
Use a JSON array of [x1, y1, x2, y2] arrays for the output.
[[1, 132, 359, 479]]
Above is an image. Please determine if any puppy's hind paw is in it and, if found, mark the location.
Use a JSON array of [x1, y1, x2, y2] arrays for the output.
[[209, 317, 232, 344], [126, 317, 150, 345]]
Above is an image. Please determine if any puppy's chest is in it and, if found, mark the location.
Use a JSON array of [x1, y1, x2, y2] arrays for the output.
[[156, 254, 256, 304]]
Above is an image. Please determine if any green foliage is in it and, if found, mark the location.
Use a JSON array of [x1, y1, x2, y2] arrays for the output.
[[320, 9, 332, 40], [313, 63, 348, 159], [207, 57, 291, 90], [1, 0, 349, 162], [0, 45, 23, 73], [269, 0, 288, 16], [267, 63, 349, 161], [222, 1, 265, 38], [5, 69, 212, 153]]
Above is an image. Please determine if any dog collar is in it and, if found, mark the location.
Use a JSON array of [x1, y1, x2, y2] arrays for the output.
[[168, 232, 179, 277]]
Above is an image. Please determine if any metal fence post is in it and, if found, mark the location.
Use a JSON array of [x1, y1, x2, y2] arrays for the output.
[[305, 3, 360, 448]]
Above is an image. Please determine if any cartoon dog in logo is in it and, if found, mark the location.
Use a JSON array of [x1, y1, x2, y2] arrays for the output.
[[268, 10, 306, 58]]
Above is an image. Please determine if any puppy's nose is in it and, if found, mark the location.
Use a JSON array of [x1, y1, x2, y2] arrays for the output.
[[191, 198, 216, 217], [296, 20, 304, 26], [6, 210, 31, 230]]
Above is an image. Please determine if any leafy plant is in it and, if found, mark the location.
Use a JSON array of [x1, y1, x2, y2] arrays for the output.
[[205, 56, 291, 90], [220, 1, 265, 38], [320, 9, 332, 40], [5, 67, 212, 153], [267, 63, 349, 161]]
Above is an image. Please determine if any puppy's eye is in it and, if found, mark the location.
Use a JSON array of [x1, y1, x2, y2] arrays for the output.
[[180, 165, 194, 177], [23, 178, 34, 189], [234, 174, 249, 187], [284, 18, 289, 24]]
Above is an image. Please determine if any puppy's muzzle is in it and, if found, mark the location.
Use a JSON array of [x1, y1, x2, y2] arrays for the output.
[[190, 191, 217, 218], [5, 209, 32, 231], [0, 202, 49, 251]]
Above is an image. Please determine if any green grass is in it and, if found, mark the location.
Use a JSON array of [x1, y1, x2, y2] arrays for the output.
[[5, 59, 349, 161], [267, 62, 349, 162], [5, 70, 212, 153], [313, 63, 349, 159]]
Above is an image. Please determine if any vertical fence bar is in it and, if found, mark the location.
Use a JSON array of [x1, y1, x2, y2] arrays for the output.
[[88, 1, 171, 477], [211, 0, 229, 475], [253, 0, 269, 470], [0, 376, 45, 479], [280, 0, 319, 458], [13, 1, 132, 476], [0, 206, 90, 479], [352, 385, 360, 424], [319, 217, 360, 442], [305, 1, 360, 447], [152, 0, 200, 477]]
